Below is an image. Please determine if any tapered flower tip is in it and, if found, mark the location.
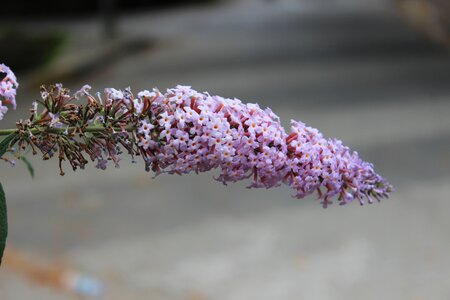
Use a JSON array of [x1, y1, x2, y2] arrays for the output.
[[284, 121, 393, 207]]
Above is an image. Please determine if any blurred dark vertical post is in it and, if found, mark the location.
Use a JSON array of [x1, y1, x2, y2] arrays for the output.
[[99, 0, 117, 39]]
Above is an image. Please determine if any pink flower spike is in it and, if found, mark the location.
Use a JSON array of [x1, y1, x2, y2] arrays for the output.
[[14, 83, 392, 208]]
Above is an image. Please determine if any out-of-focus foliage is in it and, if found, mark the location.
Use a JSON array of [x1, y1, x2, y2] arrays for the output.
[[1, 0, 221, 16], [0, 29, 66, 73], [398, 0, 450, 46]]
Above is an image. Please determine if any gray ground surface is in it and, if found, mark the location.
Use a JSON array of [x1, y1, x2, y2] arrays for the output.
[[1, 0, 450, 299]]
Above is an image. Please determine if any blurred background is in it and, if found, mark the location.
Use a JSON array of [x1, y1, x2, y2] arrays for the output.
[[1, 0, 450, 299]]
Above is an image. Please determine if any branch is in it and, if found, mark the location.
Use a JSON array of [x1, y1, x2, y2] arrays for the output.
[[0, 84, 392, 207], [0, 125, 134, 136]]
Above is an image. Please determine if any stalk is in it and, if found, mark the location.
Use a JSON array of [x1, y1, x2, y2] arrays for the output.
[[0, 125, 134, 136]]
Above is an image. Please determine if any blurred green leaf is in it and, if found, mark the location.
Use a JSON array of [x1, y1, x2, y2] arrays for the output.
[[0, 133, 17, 157], [20, 156, 35, 179], [0, 183, 7, 266]]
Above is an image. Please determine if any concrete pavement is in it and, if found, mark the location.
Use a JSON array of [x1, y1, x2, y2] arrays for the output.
[[1, 0, 450, 299]]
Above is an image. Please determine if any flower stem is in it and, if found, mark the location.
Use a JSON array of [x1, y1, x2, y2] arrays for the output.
[[0, 129, 16, 136], [0, 125, 133, 136]]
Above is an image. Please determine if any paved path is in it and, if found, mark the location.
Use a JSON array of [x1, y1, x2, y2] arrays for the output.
[[1, 0, 450, 299]]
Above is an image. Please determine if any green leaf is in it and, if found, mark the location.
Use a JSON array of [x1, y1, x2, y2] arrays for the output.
[[0, 183, 7, 266], [20, 156, 35, 179], [0, 133, 17, 157]]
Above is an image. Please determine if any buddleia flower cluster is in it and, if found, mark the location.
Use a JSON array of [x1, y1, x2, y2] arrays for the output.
[[0, 64, 19, 120], [4, 81, 392, 207]]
